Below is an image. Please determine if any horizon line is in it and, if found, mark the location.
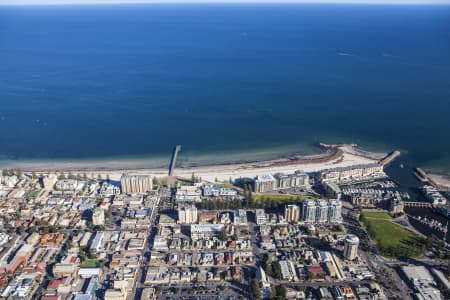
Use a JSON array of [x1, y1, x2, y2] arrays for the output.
[[2, 0, 450, 7]]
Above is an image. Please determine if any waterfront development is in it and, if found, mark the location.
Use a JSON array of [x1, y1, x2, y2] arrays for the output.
[[0, 143, 449, 300], [1, 2, 450, 300]]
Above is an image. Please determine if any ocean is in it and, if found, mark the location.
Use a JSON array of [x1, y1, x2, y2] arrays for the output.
[[0, 4, 449, 173]]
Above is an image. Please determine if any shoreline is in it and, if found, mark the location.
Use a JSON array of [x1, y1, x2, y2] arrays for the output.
[[0, 144, 389, 182], [414, 167, 450, 190]]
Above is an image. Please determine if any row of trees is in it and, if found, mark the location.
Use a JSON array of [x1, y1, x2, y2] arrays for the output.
[[247, 196, 306, 209], [57, 172, 109, 181], [269, 285, 287, 300], [199, 193, 308, 211], [1, 169, 112, 182], [242, 183, 253, 201], [251, 278, 287, 300], [377, 243, 425, 258], [251, 278, 261, 299], [260, 253, 282, 279], [198, 199, 243, 210], [1, 169, 23, 177]]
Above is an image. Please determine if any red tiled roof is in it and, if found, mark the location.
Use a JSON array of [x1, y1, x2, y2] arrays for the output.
[[42, 296, 59, 300], [307, 266, 325, 274], [47, 279, 64, 290]]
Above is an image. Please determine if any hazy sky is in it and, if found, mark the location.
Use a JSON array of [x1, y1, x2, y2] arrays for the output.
[[1, 0, 450, 6]]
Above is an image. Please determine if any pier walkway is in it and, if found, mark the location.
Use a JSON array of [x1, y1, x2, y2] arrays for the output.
[[168, 145, 182, 176]]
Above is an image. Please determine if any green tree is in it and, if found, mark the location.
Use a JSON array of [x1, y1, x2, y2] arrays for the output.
[[271, 261, 282, 279], [16, 169, 23, 178], [266, 261, 273, 277], [219, 226, 227, 241], [269, 287, 277, 300], [275, 285, 287, 299], [251, 278, 262, 300]]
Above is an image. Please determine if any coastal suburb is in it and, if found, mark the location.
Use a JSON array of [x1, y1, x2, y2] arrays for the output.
[[0, 143, 449, 300]]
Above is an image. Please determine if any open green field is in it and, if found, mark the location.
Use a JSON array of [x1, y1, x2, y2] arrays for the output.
[[361, 212, 425, 258], [361, 211, 392, 219], [80, 259, 101, 268]]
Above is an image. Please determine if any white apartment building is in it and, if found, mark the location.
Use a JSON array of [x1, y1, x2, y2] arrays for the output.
[[178, 204, 198, 224], [284, 204, 300, 223], [255, 209, 267, 225], [120, 174, 152, 194], [253, 174, 276, 193], [301, 200, 342, 224], [343, 234, 359, 260]]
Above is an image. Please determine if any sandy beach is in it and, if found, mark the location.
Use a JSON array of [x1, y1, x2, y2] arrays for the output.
[[8, 145, 384, 183]]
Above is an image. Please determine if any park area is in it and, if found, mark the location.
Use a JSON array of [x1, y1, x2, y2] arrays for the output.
[[361, 211, 426, 258]]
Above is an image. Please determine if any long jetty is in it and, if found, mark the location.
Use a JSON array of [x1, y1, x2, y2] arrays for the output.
[[168, 145, 182, 176]]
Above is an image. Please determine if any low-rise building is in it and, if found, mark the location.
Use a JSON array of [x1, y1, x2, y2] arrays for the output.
[[255, 209, 267, 225], [233, 209, 248, 225], [401, 265, 441, 300], [198, 212, 218, 224], [190, 224, 224, 241]]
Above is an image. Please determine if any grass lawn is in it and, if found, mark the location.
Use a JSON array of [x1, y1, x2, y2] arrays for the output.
[[80, 259, 101, 268], [362, 211, 392, 220], [361, 212, 425, 258]]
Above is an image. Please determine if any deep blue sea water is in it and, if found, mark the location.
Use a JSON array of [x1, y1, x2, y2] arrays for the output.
[[0, 4, 449, 173]]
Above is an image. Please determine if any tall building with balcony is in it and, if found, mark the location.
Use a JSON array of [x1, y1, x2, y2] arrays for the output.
[[284, 204, 300, 223], [178, 204, 198, 224], [120, 174, 152, 194], [316, 200, 329, 223], [343, 234, 359, 260], [253, 174, 276, 193], [328, 200, 342, 223], [92, 207, 105, 226], [301, 200, 342, 224], [302, 201, 317, 223]]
